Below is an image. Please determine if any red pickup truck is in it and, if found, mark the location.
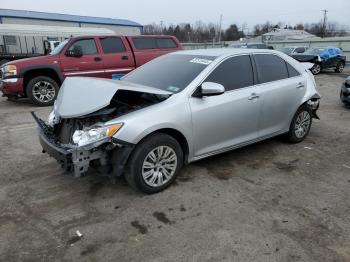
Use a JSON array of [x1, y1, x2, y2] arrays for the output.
[[0, 35, 182, 106]]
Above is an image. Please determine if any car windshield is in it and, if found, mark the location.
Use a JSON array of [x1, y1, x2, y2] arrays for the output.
[[50, 39, 69, 55], [122, 54, 216, 93], [304, 48, 324, 55]]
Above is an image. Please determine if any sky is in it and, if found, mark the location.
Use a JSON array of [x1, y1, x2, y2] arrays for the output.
[[1, 0, 350, 31]]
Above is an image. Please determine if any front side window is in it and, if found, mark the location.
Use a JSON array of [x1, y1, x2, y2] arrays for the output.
[[254, 54, 288, 84], [100, 37, 126, 54], [68, 39, 97, 55], [205, 55, 254, 91], [123, 54, 216, 92]]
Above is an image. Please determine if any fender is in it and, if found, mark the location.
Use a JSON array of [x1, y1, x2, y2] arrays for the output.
[[19, 64, 64, 83]]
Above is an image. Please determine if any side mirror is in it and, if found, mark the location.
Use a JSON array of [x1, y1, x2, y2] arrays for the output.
[[67, 45, 83, 57], [197, 82, 225, 97]]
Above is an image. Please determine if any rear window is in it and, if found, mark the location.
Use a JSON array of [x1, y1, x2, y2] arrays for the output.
[[132, 37, 177, 49], [255, 54, 289, 84], [123, 54, 216, 92], [133, 38, 157, 49], [100, 37, 126, 54], [156, 38, 177, 48]]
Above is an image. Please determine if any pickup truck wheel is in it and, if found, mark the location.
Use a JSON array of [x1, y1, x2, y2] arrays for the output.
[[335, 62, 344, 73], [27, 76, 59, 106], [125, 133, 183, 194], [287, 105, 312, 143], [311, 64, 321, 75]]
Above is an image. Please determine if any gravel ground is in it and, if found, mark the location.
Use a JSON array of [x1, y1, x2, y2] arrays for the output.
[[0, 69, 349, 262]]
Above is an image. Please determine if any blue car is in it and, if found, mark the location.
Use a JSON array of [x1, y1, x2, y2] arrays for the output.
[[291, 47, 346, 75]]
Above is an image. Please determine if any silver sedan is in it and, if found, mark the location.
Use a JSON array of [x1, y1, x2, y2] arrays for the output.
[[34, 48, 320, 193]]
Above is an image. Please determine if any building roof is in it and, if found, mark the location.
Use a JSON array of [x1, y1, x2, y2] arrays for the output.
[[263, 28, 316, 40], [0, 9, 142, 28], [0, 24, 115, 37]]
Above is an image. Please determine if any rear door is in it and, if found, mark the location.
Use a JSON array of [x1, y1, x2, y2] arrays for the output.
[[253, 53, 306, 137], [190, 55, 261, 157], [98, 36, 135, 79], [60, 38, 105, 78]]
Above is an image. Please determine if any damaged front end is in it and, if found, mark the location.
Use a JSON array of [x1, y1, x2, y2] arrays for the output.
[[32, 77, 171, 177]]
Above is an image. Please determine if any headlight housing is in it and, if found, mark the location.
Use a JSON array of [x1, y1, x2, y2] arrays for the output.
[[2, 65, 17, 78], [72, 123, 123, 147], [345, 76, 350, 87], [47, 110, 60, 127]]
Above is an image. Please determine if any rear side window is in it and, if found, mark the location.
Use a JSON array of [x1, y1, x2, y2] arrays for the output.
[[286, 63, 300, 78], [254, 54, 288, 84], [133, 38, 157, 49], [68, 39, 97, 55], [156, 38, 177, 48], [205, 55, 254, 91], [100, 37, 126, 53]]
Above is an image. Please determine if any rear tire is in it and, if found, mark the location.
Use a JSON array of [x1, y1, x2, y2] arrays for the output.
[[125, 133, 183, 194], [287, 105, 312, 143], [26, 76, 59, 106], [335, 62, 344, 73]]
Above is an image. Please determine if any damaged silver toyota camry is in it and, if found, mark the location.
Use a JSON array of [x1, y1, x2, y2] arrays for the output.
[[33, 49, 320, 193]]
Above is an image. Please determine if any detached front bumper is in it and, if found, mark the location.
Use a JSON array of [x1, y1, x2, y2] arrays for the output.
[[32, 112, 134, 177], [340, 83, 350, 104], [0, 78, 25, 97]]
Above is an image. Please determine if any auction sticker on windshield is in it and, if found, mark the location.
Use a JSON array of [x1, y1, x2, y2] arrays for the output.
[[190, 58, 213, 65]]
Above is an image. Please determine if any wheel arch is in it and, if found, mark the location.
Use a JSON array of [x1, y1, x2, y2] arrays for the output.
[[138, 128, 190, 164], [21, 66, 63, 96]]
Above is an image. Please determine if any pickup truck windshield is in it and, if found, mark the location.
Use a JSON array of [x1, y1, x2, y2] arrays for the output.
[[50, 39, 69, 55], [122, 54, 216, 93]]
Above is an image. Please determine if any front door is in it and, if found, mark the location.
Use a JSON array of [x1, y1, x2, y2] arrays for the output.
[[60, 38, 105, 78], [189, 55, 261, 158]]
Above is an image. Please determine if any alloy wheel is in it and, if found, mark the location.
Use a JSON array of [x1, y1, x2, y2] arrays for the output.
[[294, 111, 311, 138], [337, 63, 344, 72], [311, 64, 321, 75], [32, 81, 56, 103], [142, 146, 178, 187]]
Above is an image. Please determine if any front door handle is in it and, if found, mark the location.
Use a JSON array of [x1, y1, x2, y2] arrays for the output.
[[248, 93, 260, 100], [94, 57, 102, 62], [296, 82, 305, 89], [121, 55, 129, 60]]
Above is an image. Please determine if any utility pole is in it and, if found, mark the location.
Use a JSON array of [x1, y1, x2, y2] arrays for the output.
[[218, 14, 223, 43], [321, 9, 328, 38]]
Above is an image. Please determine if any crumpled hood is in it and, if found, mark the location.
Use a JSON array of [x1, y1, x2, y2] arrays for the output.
[[55, 77, 172, 118]]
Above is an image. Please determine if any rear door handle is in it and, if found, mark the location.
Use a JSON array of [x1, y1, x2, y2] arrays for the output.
[[296, 82, 305, 89], [248, 93, 260, 100], [94, 57, 102, 62], [122, 55, 129, 60]]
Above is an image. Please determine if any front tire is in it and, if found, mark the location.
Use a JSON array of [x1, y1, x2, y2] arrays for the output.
[[26, 76, 59, 106], [125, 133, 183, 194], [287, 105, 312, 143], [311, 64, 321, 75]]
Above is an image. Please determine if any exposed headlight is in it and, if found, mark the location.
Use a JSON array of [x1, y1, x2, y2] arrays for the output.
[[72, 123, 123, 147], [47, 110, 60, 127], [317, 56, 322, 62], [2, 65, 17, 78]]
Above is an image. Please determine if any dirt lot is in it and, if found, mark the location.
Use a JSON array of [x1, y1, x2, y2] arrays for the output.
[[0, 69, 349, 262]]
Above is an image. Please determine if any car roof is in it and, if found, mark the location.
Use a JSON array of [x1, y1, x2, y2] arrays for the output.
[[174, 48, 278, 57]]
